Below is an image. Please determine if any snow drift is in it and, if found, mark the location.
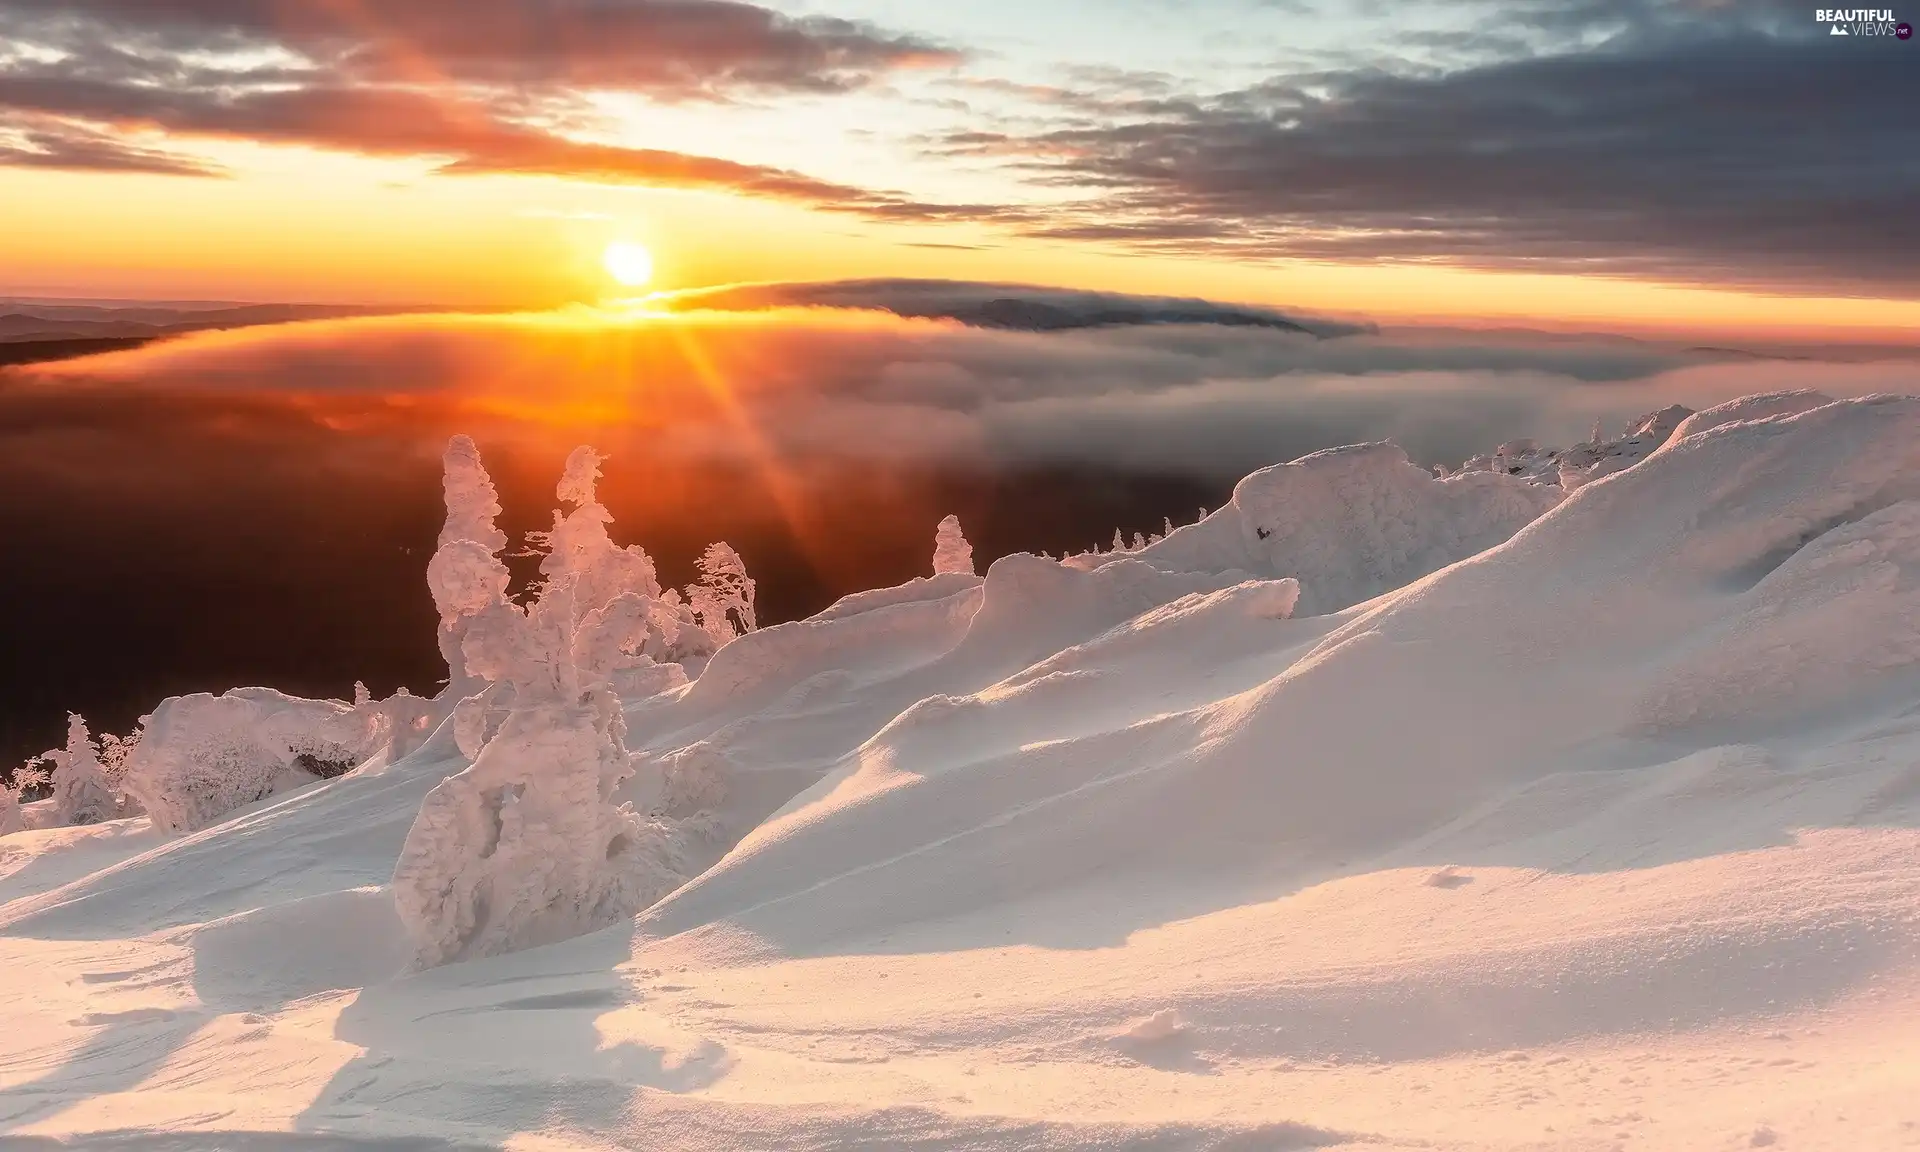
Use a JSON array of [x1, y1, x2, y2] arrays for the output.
[[0, 391, 1917, 1151]]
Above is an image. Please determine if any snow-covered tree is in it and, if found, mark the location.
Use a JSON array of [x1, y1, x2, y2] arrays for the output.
[[10, 760, 48, 803], [687, 542, 756, 644], [438, 435, 508, 556], [96, 728, 141, 797], [427, 437, 514, 699], [530, 446, 664, 614], [933, 514, 975, 576], [48, 714, 117, 827], [0, 779, 23, 837], [393, 443, 729, 967], [374, 687, 438, 763]]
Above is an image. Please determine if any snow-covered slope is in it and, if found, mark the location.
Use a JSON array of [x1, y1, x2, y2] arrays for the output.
[[2, 394, 1918, 1151]]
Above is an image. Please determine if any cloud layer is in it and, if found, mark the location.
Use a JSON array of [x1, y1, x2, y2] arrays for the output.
[[12, 293, 1915, 481]]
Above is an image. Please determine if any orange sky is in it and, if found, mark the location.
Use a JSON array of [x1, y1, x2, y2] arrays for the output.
[[5, 153, 1914, 346], [5, 127, 1920, 347]]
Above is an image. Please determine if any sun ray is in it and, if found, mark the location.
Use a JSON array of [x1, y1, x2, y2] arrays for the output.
[[654, 316, 840, 580]]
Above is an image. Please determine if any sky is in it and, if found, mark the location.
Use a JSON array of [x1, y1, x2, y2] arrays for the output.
[[1, 0, 1917, 340]]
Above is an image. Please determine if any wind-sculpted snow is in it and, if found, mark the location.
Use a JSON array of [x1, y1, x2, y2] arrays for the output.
[[1670, 388, 1836, 442], [4, 394, 1920, 1151], [671, 579, 985, 719], [809, 572, 983, 623], [1126, 440, 1562, 615], [634, 397, 1920, 952]]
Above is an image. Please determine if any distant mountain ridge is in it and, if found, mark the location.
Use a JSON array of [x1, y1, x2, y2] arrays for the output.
[[0, 301, 405, 344], [660, 278, 1375, 337]]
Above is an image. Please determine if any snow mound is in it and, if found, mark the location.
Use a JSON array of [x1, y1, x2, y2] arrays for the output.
[[1671, 388, 1837, 441], [636, 396, 1920, 953], [811, 572, 983, 623], [1117, 1008, 1188, 1042], [1126, 441, 1561, 614], [679, 578, 984, 716], [123, 687, 390, 834], [1634, 476, 1920, 734], [190, 886, 412, 1010], [954, 552, 1250, 667]]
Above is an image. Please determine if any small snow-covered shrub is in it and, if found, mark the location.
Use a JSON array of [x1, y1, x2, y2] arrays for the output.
[[368, 685, 437, 764], [687, 542, 757, 644], [123, 688, 391, 834], [95, 727, 143, 815], [0, 781, 23, 837], [933, 514, 976, 576], [47, 714, 118, 826]]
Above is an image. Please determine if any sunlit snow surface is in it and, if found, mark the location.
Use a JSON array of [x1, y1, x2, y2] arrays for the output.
[[3, 392, 1919, 1150]]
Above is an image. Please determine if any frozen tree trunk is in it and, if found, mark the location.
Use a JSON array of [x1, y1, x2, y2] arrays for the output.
[[933, 514, 976, 576]]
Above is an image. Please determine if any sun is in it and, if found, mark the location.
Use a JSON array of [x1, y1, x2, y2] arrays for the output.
[[602, 241, 654, 288]]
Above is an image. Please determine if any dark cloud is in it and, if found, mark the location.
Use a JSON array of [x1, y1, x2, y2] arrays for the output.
[[0, 114, 221, 175], [942, 19, 1920, 295], [0, 68, 948, 205], [0, 0, 960, 203], [0, 0, 952, 97]]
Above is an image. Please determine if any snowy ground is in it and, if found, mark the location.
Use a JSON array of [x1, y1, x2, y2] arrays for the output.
[[2, 393, 1918, 1150]]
